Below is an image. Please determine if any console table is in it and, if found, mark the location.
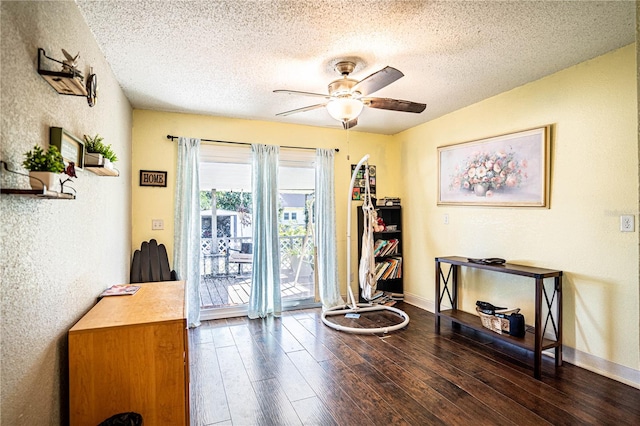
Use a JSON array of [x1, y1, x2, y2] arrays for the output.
[[68, 281, 189, 425], [435, 256, 562, 379]]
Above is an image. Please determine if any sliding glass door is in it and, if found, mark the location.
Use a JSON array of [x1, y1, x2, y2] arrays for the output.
[[198, 145, 317, 318], [278, 155, 316, 308]]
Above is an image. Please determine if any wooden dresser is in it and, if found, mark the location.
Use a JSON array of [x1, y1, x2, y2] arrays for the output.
[[69, 281, 189, 426]]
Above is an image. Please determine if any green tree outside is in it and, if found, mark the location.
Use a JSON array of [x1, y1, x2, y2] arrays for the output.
[[200, 191, 252, 212]]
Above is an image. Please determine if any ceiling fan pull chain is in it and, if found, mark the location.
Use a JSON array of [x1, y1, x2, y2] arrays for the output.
[[346, 125, 351, 161]]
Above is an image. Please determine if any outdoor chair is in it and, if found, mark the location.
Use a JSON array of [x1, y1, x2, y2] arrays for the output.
[[228, 242, 253, 275]]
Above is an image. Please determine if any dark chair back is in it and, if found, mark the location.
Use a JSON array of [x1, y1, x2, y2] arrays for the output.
[[130, 239, 177, 283]]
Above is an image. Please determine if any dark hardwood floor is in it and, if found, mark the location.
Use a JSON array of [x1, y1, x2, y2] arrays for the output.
[[189, 302, 640, 425]]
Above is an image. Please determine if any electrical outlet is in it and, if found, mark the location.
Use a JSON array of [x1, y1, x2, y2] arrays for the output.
[[620, 215, 634, 232], [152, 219, 164, 230], [443, 214, 449, 225]]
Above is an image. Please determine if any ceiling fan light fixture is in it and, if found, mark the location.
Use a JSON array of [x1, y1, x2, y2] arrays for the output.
[[275, 63, 424, 129], [326, 98, 363, 123]]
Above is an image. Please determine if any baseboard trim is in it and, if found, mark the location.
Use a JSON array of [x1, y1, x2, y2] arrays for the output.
[[404, 291, 435, 313], [563, 346, 640, 389], [402, 291, 640, 390]]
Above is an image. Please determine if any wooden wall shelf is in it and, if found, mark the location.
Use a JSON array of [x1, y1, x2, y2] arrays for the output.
[[1, 161, 76, 199], [1, 188, 75, 199], [37, 48, 87, 97], [85, 166, 119, 177]]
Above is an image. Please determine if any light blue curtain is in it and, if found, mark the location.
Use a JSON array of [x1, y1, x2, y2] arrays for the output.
[[248, 144, 282, 318], [315, 149, 344, 309], [174, 137, 202, 328]]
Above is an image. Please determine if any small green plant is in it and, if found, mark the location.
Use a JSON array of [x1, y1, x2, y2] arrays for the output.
[[83, 134, 118, 163], [22, 145, 65, 173]]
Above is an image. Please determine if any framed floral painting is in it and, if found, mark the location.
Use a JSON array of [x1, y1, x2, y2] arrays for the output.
[[438, 126, 550, 207]]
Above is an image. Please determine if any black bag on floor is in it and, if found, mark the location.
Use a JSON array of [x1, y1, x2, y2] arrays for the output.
[[98, 412, 143, 426]]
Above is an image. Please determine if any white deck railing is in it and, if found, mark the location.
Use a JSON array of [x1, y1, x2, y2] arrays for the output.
[[200, 235, 313, 276]]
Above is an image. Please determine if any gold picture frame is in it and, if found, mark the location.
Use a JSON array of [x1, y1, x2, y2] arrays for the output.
[[438, 126, 551, 207]]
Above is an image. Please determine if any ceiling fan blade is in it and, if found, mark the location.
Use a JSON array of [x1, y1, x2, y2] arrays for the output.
[[342, 118, 358, 130], [276, 103, 327, 117], [362, 97, 426, 113], [351, 66, 404, 97], [274, 89, 331, 99]]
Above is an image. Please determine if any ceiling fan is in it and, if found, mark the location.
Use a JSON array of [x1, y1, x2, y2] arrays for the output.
[[274, 61, 426, 129]]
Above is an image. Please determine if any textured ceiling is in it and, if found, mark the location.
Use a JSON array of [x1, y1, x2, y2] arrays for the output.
[[75, 0, 635, 135]]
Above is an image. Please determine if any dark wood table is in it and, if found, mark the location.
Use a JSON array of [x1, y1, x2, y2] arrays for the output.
[[435, 256, 563, 379]]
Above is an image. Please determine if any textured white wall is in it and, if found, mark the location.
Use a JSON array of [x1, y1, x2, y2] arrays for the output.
[[1, 2, 132, 424]]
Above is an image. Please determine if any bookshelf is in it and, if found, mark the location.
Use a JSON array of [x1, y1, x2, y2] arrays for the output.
[[357, 205, 403, 302]]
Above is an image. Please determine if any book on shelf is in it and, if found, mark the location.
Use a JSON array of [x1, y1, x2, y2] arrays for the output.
[[99, 284, 141, 297], [375, 256, 402, 280], [368, 291, 404, 305], [373, 239, 387, 255], [374, 262, 389, 280], [370, 291, 385, 300], [373, 239, 399, 257]]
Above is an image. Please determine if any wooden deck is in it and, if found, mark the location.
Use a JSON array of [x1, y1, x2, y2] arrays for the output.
[[200, 271, 315, 308]]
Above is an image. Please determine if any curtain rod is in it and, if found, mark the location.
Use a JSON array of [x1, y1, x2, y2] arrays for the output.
[[166, 135, 338, 152]]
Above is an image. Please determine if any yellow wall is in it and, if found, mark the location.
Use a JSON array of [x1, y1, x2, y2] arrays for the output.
[[131, 110, 397, 295], [132, 44, 639, 385], [398, 44, 639, 378]]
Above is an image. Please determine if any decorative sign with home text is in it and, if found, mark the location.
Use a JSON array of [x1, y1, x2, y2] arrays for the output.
[[139, 170, 167, 187]]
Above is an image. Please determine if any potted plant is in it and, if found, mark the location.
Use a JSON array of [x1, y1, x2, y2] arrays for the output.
[[83, 134, 118, 169], [22, 144, 65, 190]]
